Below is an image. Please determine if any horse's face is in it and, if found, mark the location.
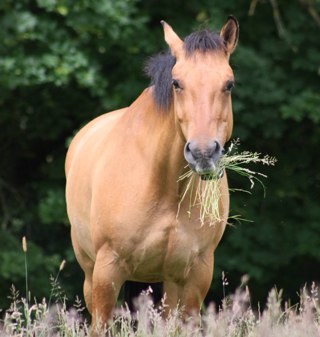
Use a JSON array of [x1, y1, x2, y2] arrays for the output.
[[163, 18, 239, 176], [172, 53, 234, 175]]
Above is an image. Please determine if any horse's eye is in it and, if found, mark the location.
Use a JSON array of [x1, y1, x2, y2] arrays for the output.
[[224, 80, 234, 92], [172, 79, 182, 90]]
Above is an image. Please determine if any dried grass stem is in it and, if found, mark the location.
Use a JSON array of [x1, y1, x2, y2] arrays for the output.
[[178, 139, 276, 225]]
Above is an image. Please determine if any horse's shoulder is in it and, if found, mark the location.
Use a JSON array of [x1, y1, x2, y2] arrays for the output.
[[65, 108, 127, 176]]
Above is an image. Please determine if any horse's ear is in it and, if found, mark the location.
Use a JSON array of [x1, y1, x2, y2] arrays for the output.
[[161, 20, 183, 58], [220, 16, 239, 55]]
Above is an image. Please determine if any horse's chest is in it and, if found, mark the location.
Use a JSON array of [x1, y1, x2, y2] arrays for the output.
[[127, 222, 212, 282], [104, 204, 215, 282], [163, 226, 207, 280]]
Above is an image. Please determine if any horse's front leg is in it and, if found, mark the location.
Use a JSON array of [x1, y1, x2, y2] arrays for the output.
[[164, 252, 214, 317], [92, 245, 125, 327]]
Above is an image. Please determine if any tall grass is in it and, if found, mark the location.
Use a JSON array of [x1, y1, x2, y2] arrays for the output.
[[1, 237, 319, 336], [1, 280, 319, 336], [0, 238, 319, 336]]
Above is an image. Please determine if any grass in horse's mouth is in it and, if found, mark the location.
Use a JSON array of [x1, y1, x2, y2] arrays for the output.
[[178, 139, 277, 225], [200, 170, 223, 180]]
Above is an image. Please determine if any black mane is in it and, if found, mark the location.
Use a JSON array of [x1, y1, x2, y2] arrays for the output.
[[144, 51, 176, 111], [145, 29, 225, 111]]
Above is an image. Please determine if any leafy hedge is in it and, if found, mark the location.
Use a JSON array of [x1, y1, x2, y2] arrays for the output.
[[0, 0, 319, 309]]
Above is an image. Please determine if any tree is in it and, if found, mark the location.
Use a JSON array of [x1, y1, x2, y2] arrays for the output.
[[0, 0, 319, 309]]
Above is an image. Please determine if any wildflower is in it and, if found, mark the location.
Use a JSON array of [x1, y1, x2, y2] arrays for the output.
[[22, 236, 27, 253]]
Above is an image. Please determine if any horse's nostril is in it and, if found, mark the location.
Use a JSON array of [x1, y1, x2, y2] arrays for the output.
[[184, 141, 197, 164], [213, 140, 221, 154]]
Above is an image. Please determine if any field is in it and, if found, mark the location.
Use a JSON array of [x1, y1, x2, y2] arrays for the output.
[[1, 281, 319, 337], [1, 240, 319, 336]]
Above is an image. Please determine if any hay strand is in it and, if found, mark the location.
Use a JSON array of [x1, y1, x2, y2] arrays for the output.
[[178, 139, 277, 225]]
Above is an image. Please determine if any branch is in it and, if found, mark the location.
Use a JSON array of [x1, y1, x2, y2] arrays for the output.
[[269, 0, 298, 52], [298, 0, 320, 27], [269, 0, 287, 38], [248, 0, 258, 16]]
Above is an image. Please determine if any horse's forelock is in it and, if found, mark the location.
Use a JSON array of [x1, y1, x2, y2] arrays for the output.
[[184, 30, 225, 55]]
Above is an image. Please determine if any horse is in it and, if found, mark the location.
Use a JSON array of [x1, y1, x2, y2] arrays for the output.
[[65, 16, 239, 326]]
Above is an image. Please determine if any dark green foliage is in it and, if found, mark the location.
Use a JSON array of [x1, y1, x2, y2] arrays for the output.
[[0, 0, 319, 310]]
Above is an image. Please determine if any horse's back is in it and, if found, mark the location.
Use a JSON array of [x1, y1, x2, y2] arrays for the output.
[[65, 107, 127, 259]]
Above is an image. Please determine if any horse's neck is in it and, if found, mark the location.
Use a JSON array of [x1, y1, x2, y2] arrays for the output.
[[125, 88, 186, 193]]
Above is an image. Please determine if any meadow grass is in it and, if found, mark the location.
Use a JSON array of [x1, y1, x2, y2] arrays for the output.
[[0, 237, 319, 336], [1, 280, 319, 336], [0, 150, 317, 337]]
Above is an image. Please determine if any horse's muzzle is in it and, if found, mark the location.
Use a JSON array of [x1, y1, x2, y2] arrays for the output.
[[184, 140, 224, 177]]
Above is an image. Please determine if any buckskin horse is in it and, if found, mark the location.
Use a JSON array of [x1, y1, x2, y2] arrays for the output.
[[65, 16, 239, 325]]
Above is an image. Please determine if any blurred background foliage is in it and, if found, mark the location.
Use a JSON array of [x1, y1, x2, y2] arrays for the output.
[[0, 0, 319, 310]]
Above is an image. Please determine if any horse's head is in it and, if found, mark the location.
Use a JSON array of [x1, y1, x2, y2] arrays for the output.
[[162, 17, 239, 177]]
